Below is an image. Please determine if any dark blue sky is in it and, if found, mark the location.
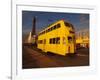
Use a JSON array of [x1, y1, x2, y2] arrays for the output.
[[22, 11, 89, 34]]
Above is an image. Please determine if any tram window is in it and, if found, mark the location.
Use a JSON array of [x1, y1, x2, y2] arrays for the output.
[[68, 37, 73, 43], [49, 38, 52, 44], [64, 22, 70, 27], [41, 40, 43, 44], [53, 38, 56, 44], [56, 24, 60, 28], [47, 29, 49, 32], [46, 30, 48, 33], [69, 31, 74, 33], [42, 31, 44, 34], [70, 24, 74, 29], [44, 31, 45, 34], [48, 28, 50, 32], [56, 37, 60, 44], [38, 40, 43, 44], [51, 27, 53, 31], [53, 25, 56, 29]]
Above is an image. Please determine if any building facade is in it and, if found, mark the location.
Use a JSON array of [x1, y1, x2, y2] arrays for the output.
[[75, 29, 89, 48]]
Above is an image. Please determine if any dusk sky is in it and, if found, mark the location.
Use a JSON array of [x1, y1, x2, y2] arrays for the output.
[[22, 11, 89, 34]]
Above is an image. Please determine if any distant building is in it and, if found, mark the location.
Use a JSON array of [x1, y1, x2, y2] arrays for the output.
[[27, 32, 32, 43], [75, 29, 89, 48]]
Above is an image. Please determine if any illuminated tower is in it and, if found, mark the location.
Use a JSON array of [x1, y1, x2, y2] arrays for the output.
[[31, 17, 37, 45], [27, 17, 36, 44], [31, 17, 36, 36]]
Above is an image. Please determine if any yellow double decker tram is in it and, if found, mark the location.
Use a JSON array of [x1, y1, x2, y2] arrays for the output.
[[37, 20, 76, 56]]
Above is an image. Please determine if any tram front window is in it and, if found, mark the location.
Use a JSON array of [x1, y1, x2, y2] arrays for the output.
[[68, 36, 73, 43]]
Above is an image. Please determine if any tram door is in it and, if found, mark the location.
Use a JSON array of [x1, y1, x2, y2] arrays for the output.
[[68, 36, 74, 53]]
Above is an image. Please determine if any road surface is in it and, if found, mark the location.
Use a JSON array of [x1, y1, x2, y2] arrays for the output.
[[22, 45, 89, 69]]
